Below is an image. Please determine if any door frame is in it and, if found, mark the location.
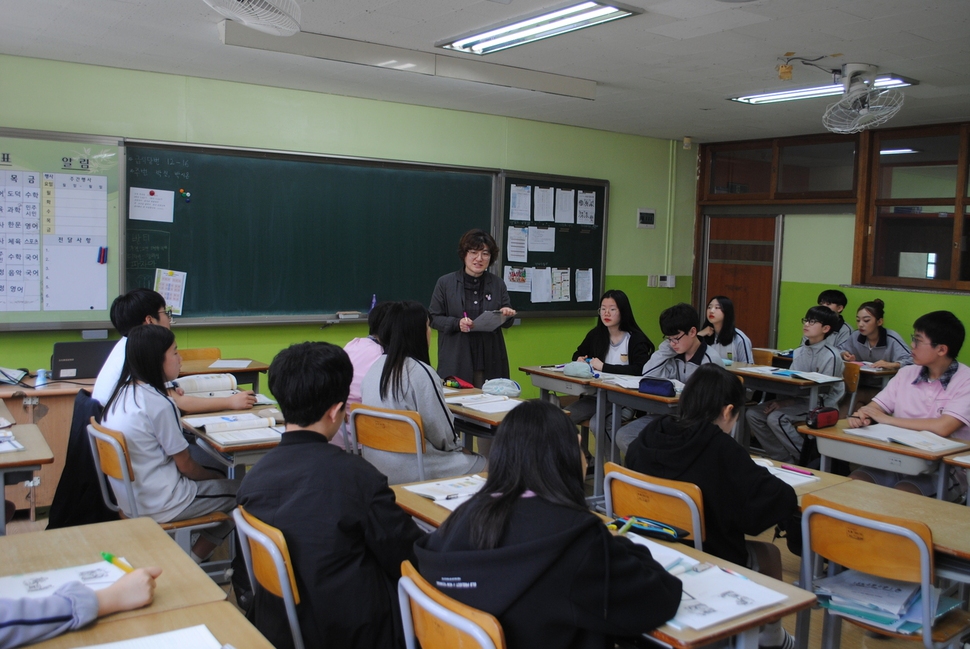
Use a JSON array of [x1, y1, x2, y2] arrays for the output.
[[698, 214, 784, 348]]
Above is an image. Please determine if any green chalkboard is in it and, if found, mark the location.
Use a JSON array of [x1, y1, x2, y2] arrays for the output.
[[125, 144, 494, 322], [498, 172, 608, 314]]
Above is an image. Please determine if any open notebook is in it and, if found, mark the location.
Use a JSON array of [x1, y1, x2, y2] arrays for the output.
[[183, 413, 282, 446]]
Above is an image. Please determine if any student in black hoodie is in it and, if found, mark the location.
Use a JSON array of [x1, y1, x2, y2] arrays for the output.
[[415, 400, 681, 649], [626, 364, 798, 649]]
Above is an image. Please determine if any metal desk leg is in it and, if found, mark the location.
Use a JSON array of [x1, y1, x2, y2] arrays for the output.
[[592, 387, 608, 499], [610, 401, 621, 465]]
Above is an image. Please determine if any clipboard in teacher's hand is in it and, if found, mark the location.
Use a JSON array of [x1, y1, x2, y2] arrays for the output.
[[472, 310, 512, 332]]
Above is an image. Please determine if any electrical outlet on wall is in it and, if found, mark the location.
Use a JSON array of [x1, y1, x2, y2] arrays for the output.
[[658, 275, 676, 288]]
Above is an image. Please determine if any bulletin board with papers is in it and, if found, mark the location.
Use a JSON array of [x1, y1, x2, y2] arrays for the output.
[[498, 172, 607, 315]]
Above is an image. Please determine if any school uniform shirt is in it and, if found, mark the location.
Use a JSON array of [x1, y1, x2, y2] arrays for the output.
[[361, 356, 484, 484], [0, 582, 99, 649], [92, 337, 126, 404], [414, 496, 682, 649], [641, 340, 721, 381], [625, 415, 797, 567], [334, 335, 384, 450], [792, 338, 845, 409], [100, 384, 196, 522], [706, 329, 753, 364], [237, 430, 424, 649], [838, 327, 913, 366], [872, 362, 970, 442], [572, 328, 653, 376]]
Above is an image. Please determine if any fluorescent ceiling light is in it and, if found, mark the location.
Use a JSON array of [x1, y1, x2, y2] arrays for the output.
[[879, 148, 920, 155], [729, 75, 916, 105], [438, 1, 641, 55]]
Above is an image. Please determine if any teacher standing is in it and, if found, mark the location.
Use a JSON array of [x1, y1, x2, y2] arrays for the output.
[[430, 229, 517, 386]]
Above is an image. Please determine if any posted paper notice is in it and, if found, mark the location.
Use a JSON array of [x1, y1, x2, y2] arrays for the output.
[[555, 188, 575, 224], [533, 186, 554, 222], [154, 268, 186, 315], [129, 187, 174, 223], [504, 266, 532, 292], [528, 227, 556, 252], [577, 191, 596, 225], [575, 268, 593, 302], [507, 226, 529, 263], [531, 267, 552, 303], [551, 268, 570, 302], [510, 184, 532, 221]]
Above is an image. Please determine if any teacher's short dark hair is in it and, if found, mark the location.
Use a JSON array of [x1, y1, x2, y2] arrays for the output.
[[458, 229, 499, 264]]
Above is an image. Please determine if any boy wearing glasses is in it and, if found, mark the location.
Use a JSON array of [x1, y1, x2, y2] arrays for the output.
[[94, 288, 257, 413], [814, 289, 853, 348], [747, 305, 845, 463], [849, 310, 970, 498], [614, 303, 721, 453]]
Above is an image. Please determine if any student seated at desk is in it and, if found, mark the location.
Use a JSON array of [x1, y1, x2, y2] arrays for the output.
[[614, 303, 721, 455], [101, 325, 239, 563], [849, 310, 970, 500], [808, 289, 852, 348], [567, 289, 654, 428], [747, 306, 844, 464], [361, 301, 486, 485], [93, 288, 256, 413], [698, 295, 753, 363], [839, 299, 912, 370], [237, 341, 423, 649], [626, 364, 797, 649], [334, 301, 391, 450], [0, 567, 161, 649], [415, 401, 681, 649]]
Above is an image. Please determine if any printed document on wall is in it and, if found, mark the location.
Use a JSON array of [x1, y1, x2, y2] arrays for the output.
[[154, 268, 186, 315], [504, 266, 532, 293], [575, 268, 593, 302], [551, 268, 570, 302], [533, 187, 554, 222], [506, 226, 529, 263], [531, 267, 552, 303], [510, 184, 532, 221], [577, 191, 596, 225], [528, 227, 555, 252], [129, 187, 174, 223], [555, 189, 575, 224]]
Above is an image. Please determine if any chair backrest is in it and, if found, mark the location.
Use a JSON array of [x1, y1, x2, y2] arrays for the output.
[[752, 348, 775, 366], [603, 462, 705, 549], [234, 506, 305, 649], [842, 362, 861, 395], [86, 418, 137, 518], [800, 494, 936, 649], [398, 560, 505, 649], [348, 404, 427, 479], [178, 347, 221, 361]]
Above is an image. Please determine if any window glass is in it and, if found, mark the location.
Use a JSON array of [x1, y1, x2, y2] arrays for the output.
[[873, 205, 954, 280], [877, 134, 960, 199], [777, 141, 855, 193], [709, 148, 771, 194]]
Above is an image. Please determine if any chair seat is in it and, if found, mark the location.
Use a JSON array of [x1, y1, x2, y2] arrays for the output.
[[118, 509, 230, 529], [846, 608, 970, 644]]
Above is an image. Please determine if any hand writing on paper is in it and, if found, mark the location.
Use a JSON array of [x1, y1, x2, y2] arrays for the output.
[[96, 567, 162, 616], [460, 317, 474, 333]]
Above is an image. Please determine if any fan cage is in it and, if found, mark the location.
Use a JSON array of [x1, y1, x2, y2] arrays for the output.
[[203, 0, 301, 36], [823, 87, 904, 134]]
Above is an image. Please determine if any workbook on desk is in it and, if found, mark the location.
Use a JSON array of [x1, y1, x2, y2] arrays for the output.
[[844, 423, 967, 452], [78, 624, 224, 649], [183, 413, 282, 446], [175, 373, 239, 397], [0, 560, 127, 599], [403, 474, 487, 512], [445, 394, 524, 414]]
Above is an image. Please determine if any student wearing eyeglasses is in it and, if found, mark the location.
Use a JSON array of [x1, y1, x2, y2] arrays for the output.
[[746, 306, 844, 464]]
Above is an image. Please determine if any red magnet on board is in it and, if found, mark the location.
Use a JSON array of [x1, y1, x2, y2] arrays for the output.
[[149, 190, 155, 196]]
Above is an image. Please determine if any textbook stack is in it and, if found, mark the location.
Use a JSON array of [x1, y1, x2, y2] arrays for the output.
[[813, 570, 960, 634]]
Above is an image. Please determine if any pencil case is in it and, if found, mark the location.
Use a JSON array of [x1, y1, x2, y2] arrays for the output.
[[610, 516, 689, 542], [638, 377, 676, 397], [806, 406, 838, 429]]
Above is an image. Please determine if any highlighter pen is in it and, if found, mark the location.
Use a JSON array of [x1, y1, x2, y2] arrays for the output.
[[617, 517, 636, 536], [781, 464, 814, 476], [101, 551, 133, 573]]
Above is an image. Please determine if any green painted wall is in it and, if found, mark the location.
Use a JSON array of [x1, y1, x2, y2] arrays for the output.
[[0, 55, 697, 398]]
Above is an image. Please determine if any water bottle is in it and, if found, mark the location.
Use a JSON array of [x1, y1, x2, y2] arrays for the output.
[[35, 368, 49, 388]]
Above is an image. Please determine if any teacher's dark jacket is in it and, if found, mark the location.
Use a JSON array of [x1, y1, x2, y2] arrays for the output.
[[430, 270, 513, 382]]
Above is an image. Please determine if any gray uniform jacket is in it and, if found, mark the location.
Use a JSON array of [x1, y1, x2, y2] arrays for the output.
[[793, 338, 845, 408], [430, 270, 512, 382], [641, 340, 722, 380], [838, 327, 913, 366], [0, 582, 98, 649]]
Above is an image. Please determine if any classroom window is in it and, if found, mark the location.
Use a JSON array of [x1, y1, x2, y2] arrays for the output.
[[871, 205, 955, 282], [708, 147, 772, 195], [777, 141, 856, 194], [876, 134, 960, 200]]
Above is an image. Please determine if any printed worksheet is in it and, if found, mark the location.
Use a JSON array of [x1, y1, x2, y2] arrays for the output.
[[506, 226, 529, 263], [510, 184, 532, 221], [533, 186, 554, 222], [504, 266, 532, 292], [577, 191, 596, 225], [551, 268, 570, 302], [575, 268, 593, 302], [0, 561, 127, 599], [528, 226, 555, 252], [153, 268, 186, 315], [555, 188, 575, 224], [530, 267, 552, 303]]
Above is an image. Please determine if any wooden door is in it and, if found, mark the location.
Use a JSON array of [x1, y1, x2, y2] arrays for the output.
[[701, 216, 781, 348]]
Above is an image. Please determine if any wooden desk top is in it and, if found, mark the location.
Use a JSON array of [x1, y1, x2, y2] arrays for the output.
[[446, 389, 517, 428], [182, 408, 283, 454], [518, 365, 598, 384], [29, 601, 273, 649], [588, 378, 679, 404], [0, 376, 94, 399], [727, 362, 819, 387], [0, 423, 54, 469], [392, 477, 814, 649], [797, 420, 970, 461], [751, 457, 851, 502], [179, 358, 269, 377], [944, 452, 970, 468], [0, 399, 12, 421], [809, 479, 970, 560], [0, 518, 226, 620]]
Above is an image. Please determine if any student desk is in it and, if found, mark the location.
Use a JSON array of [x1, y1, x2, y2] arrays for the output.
[[0, 423, 53, 535], [0, 517, 227, 619], [591, 379, 679, 500], [392, 476, 815, 649], [445, 389, 517, 449], [796, 420, 970, 499], [751, 457, 851, 505], [519, 365, 598, 403], [183, 407, 282, 479], [178, 357, 270, 393], [728, 362, 840, 412], [943, 453, 970, 507], [28, 601, 273, 649]]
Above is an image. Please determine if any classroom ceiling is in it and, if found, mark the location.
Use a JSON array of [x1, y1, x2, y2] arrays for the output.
[[2, 0, 969, 143]]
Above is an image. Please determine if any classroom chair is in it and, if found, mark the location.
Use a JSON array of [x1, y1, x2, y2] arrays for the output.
[[840, 363, 861, 418], [348, 404, 427, 481], [398, 560, 506, 649], [797, 493, 970, 649], [603, 462, 705, 550], [86, 418, 232, 581], [234, 506, 305, 649], [752, 348, 775, 367], [178, 347, 221, 361]]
